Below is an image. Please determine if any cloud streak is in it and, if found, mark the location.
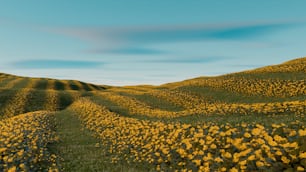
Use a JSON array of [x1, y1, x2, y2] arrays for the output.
[[89, 47, 165, 55], [142, 56, 231, 64], [12, 60, 104, 69], [47, 20, 302, 55]]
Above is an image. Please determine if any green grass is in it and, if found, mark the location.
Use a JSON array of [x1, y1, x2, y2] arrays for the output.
[[54, 81, 66, 90], [226, 71, 306, 80], [57, 91, 75, 110], [90, 83, 106, 90], [0, 79, 32, 117], [33, 79, 49, 90], [89, 94, 178, 122], [89, 94, 306, 125], [23, 90, 46, 112], [68, 80, 82, 91], [0, 77, 16, 87], [117, 92, 185, 112], [49, 110, 154, 172], [79, 81, 93, 91], [0, 89, 17, 117], [172, 113, 306, 126], [177, 86, 306, 103], [12, 78, 31, 89], [89, 95, 131, 117]]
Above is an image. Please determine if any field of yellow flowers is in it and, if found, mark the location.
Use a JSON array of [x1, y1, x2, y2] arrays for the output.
[[0, 111, 58, 172], [0, 57, 305, 171], [70, 98, 306, 171]]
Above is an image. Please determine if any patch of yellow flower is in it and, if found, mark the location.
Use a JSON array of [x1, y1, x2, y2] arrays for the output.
[[100, 91, 305, 118], [0, 80, 35, 118], [0, 111, 59, 171], [44, 90, 59, 111], [70, 98, 306, 171]]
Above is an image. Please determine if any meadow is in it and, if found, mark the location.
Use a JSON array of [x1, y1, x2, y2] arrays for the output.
[[0, 57, 305, 172]]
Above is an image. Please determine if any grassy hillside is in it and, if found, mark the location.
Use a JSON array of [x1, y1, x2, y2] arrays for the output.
[[0, 57, 305, 172], [0, 75, 105, 119]]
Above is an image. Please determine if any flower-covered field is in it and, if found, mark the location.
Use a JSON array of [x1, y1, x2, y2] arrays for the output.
[[0, 111, 59, 172], [98, 91, 305, 118], [70, 98, 306, 171], [0, 57, 305, 171]]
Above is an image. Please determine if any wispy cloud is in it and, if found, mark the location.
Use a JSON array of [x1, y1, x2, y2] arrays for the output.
[[12, 59, 104, 69], [142, 56, 231, 64], [88, 47, 165, 55], [120, 23, 293, 42], [46, 20, 302, 55]]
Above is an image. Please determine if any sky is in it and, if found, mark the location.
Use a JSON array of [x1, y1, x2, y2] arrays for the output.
[[0, 1, 306, 85]]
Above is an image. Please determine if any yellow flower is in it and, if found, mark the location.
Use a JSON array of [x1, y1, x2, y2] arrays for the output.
[[251, 128, 261, 136], [223, 152, 232, 159], [232, 153, 240, 163], [219, 132, 226, 137], [244, 132, 251, 138], [229, 167, 238, 172], [281, 156, 290, 164], [8, 166, 17, 172], [273, 135, 287, 142], [256, 161, 264, 167], [247, 155, 255, 161], [240, 165, 247, 170], [199, 139, 205, 145], [267, 140, 277, 146], [297, 166, 305, 171], [192, 159, 201, 166], [299, 152, 306, 159], [298, 129, 306, 136], [289, 130, 297, 137], [210, 144, 217, 149], [289, 142, 299, 149], [220, 167, 227, 172], [275, 150, 282, 156], [238, 160, 247, 166], [19, 163, 26, 169], [214, 157, 223, 163], [0, 148, 7, 153], [17, 150, 24, 156]]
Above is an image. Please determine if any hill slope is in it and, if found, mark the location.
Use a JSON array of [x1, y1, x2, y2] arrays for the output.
[[0, 57, 305, 172], [0, 74, 105, 119]]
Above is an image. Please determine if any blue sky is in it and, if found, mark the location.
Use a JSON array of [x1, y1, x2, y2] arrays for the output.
[[0, 1, 306, 85]]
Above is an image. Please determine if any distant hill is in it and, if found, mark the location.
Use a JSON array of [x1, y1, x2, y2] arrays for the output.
[[162, 57, 306, 88], [0, 57, 305, 118], [0, 74, 105, 118]]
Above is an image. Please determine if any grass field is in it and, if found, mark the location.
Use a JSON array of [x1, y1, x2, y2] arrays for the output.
[[0, 57, 305, 171]]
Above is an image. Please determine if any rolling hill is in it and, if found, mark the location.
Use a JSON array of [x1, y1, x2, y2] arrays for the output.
[[0, 57, 305, 172]]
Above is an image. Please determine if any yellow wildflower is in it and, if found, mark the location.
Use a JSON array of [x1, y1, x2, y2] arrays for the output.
[[298, 129, 306, 136], [299, 152, 306, 159], [229, 167, 238, 172], [256, 161, 264, 167], [244, 132, 251, 138], [297, 166, 305, 171], [281, 156, 290, 164]]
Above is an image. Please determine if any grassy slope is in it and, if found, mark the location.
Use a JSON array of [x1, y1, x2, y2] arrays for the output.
[[49, 110, 151, 172], [101, 57, 305, 122], [0, 57, 305, 171], [0, 76, 105, 118], [1, 57, 304, 121], [159, 57, 306, 104]]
